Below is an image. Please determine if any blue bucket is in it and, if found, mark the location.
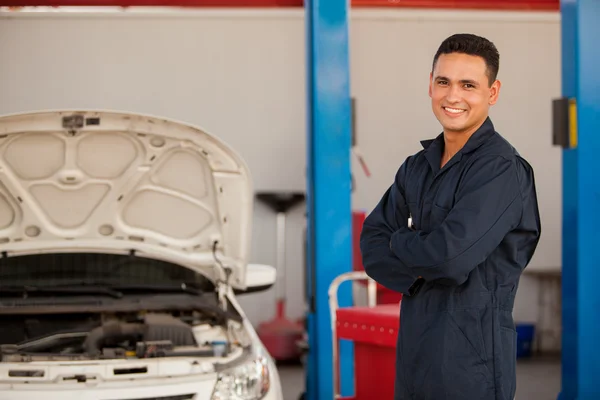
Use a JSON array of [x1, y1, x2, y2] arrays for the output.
[[515, 323, 535, 358]]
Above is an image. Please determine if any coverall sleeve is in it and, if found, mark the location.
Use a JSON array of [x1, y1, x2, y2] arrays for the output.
[[389, 155, 522, 286], [360, 161, 423, 296]]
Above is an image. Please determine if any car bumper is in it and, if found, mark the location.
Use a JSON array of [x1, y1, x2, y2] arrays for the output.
[[0, 364, 283, 400], [0, 375, 216, 400]]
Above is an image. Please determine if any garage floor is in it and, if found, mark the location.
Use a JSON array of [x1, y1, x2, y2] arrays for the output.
[[277, 355, 561, 400]]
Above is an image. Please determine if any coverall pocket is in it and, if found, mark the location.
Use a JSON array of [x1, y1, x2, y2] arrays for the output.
[[446, 309, 490, 371], [437, 310, 494, 399], [430, 204, 450, 228], [500, 326, 518, 399]]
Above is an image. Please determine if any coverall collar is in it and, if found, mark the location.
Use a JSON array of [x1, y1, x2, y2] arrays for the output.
[[420, 117, 496, 173]]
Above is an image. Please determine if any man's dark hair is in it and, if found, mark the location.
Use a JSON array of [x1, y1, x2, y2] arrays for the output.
[[432, 33, 500, 86]]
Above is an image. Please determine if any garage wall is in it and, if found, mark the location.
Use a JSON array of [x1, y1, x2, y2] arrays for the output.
[[0, 7, 562, 349]]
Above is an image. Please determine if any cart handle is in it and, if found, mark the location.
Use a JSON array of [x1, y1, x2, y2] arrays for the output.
[[328, 271, 378, 399]]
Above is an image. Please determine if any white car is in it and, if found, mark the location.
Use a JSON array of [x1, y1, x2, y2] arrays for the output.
[[0, 110, 284, 400]]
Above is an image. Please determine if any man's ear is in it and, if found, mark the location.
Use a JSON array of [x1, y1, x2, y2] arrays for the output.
[[489, 79, 501, 105]]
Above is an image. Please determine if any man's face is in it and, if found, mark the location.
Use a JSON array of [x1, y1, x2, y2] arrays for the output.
[[429, 53, 500, 135]]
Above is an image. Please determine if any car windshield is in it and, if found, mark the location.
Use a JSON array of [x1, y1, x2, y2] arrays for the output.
[[0, 252, 213, 290]]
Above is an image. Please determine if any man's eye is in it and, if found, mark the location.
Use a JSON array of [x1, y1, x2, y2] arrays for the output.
[[438, 81, 448, 85], [464, 84, 475, 89]]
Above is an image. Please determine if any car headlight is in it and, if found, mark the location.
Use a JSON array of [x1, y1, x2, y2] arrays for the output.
[[211, 355, 270, 400]]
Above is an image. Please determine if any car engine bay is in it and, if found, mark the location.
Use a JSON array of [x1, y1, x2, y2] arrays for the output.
[[0, 310, 250, 364]]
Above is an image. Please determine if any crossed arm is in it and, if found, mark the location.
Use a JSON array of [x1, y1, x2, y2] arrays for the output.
[[360, 155, 522, 293], [359, 159, 422, 295]]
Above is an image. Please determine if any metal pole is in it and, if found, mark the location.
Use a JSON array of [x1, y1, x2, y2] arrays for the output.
[[276, 212, 286, 305], [559, 0, 600, 399], [305, 0, 352, 397]]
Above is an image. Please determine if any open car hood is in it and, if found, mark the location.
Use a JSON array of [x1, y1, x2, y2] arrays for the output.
[[0, 110, 253, 289]]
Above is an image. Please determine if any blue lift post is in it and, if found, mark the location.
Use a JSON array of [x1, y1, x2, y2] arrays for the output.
[[305, 0, 354, 399], [559, 0, 600, 399]]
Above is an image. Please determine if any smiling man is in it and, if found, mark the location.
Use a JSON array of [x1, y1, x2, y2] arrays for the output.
[[360, 34, 541, 399]]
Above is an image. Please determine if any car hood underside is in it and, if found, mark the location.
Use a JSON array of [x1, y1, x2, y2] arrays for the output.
[[0, 110, 253, 289]]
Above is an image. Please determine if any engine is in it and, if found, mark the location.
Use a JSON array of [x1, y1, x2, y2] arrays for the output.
[[83, 313, 197, 357], [0, 312, 235, 362]]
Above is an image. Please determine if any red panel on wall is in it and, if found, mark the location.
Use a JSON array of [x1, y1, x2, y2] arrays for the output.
[[353, 0, 558, 10], [2, 0, 558, 10]]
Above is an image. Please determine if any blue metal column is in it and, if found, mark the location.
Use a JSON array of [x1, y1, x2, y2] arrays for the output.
[[559, 1, 600, 399], [305, 0, 353, 399], [559, 0, 578, 397]]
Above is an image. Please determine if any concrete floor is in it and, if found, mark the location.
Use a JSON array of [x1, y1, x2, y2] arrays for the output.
[[277, 356, 561, 400]]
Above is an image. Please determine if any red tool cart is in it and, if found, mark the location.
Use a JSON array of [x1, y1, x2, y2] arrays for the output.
[[329, 271, 401, 400]]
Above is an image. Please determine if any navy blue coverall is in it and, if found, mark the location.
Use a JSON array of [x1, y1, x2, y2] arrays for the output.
[[360, 118, 541, 400]]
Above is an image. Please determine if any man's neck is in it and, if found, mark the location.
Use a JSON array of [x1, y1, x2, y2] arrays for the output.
[[443, 132, 470, 160], [440, 123, 481, 168]]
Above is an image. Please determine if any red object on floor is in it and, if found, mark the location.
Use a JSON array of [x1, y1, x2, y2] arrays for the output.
[[336, 303, 401, 400], [352, 211, 403, 304], [257, 299, 303, 361]]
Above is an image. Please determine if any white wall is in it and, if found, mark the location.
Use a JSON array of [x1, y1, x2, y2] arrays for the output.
[[0, 7, 562, 350]]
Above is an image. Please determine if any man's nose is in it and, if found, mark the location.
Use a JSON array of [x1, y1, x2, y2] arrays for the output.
[[445, 85, 462, 103]]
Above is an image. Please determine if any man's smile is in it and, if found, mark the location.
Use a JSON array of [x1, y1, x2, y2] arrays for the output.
[[443, 106, 467, 116]]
